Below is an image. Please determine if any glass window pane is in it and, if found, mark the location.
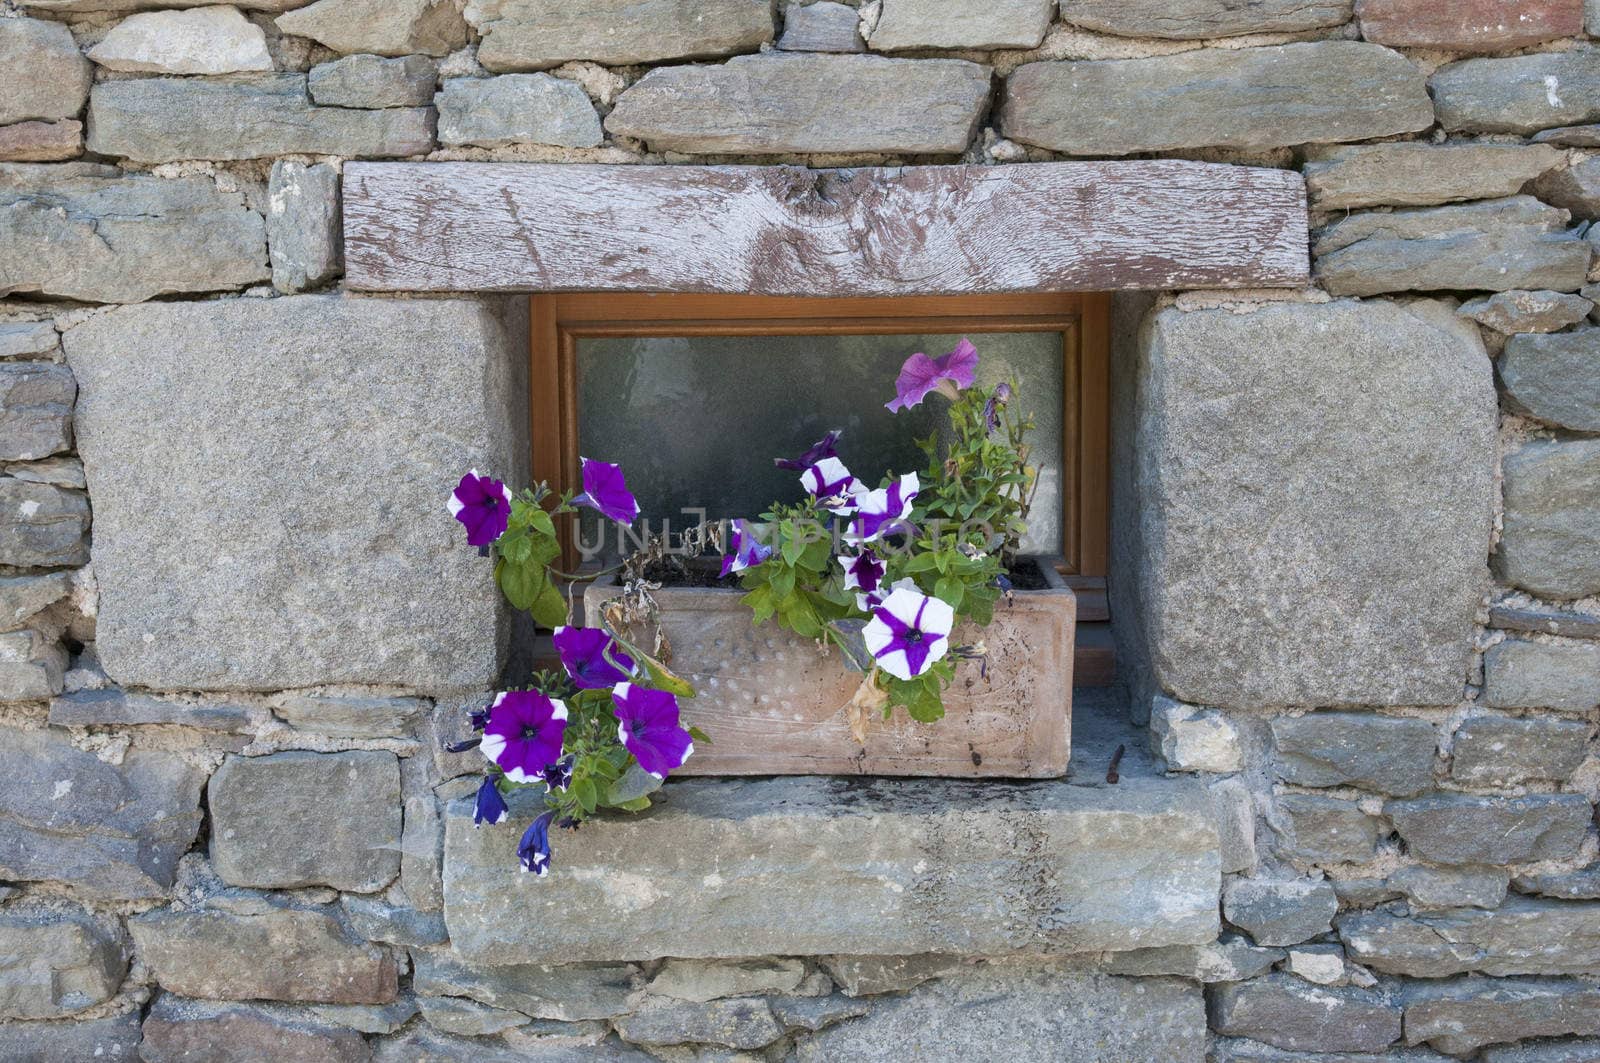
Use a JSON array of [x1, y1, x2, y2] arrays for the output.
[[576, 331, 1064, 557]]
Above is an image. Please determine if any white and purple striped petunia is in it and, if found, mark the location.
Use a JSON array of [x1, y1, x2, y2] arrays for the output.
[[611, 681, 694, 779], [800, 457, 865, 514], [862, 586, 955, 681], [448, 469, 513, 547], [839, 548, 885, 595], [572, 456, 639, 525], [847, 472, 920, 544], [480, 690, 569, 784], [720, 518, 773, 577], [518, 810, 556, 876], [552, 625, 635, 689], [885, 338, 979, 413]]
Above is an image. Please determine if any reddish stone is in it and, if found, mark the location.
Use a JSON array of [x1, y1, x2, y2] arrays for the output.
[[1358, 0, 1583, 50], [0, 119, 81, 161]]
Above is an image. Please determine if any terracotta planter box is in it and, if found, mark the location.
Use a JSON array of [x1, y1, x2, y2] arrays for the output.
[[583, 559, 1075, 778]]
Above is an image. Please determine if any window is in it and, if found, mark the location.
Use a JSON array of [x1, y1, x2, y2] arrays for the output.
[[531, 293, 1112, 678]]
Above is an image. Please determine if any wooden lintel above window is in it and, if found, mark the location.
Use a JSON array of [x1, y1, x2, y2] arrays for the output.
[[343, 160, 1309, 296]]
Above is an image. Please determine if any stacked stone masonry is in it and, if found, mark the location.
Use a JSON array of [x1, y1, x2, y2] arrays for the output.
[[1, 0, 1599, 1059]]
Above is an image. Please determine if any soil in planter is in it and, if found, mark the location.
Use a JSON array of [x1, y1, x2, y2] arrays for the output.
[[638, 556, 1053, 589]]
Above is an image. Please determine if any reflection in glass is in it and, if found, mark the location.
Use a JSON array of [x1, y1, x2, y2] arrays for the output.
[[576, 331, 1064, 558]]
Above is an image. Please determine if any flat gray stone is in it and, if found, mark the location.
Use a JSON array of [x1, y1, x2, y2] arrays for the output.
[[867, 0, 1052, 50], [777, 2, 863, 52], [1460, 290, 1593, 335], [816, 954, 959, 997], [1389, 865, 1508, 910], [606, 53, 989, 155], [49, 688, 252, 732], [0, 18, 92, 126], [614, 998, 785, 1050], [1501, 329, 1600, 431], [1533, 156, 1600, 220], [1101, 934, 1282, 983], [210, 751, 402, 892], [373, 1026, 645, 1061], [1434, 48, 1600, 134], [1513, 867, 1600, 900], [1497, 439, 1600, 600], [0, 479, 87, 568], [1484, 637, 1600, 711], [87, 6, 274, 75], [0, 359, 73, 461], [436, 75, 602, 148], [1489, 604, 1600, 640], [272, 693, 425, 737], [1388, 794, 1591, 866], [416, 994, 528, 1037], [0, 165, 268, 303], [770, 993, 871, 1032], [648, 958, 806, 1003], [2, 454, 83, 490], [139, 995, 372, 1062], [1305, 143, 1562, 211], [338, 895, 447, 947], [0, 1012, 142, 1062], [1150, 697, 1242, 773], [444, 778, 1222, 963], [1536, 122, 1600, 146], [0, 724, 205, 900], [87, 76, 435, 163], [0, 319, 58, 359], [1450, 714, 1589, 786], [1002, 43, 1431, 155], [0, 572, 70, 631], [309, 995, 420, 1035], [309, 54, 438, 107], [65, 294, 521, 692], [1341, 897, 1600, 976], [1404, 977, 1600, 1056], [467, 0, 774, 72], [1483, 1039, 1600, 1063], [276, 0, 469, 56], [1314, 197, 1591, 296], [400, 793, 443, 910], [1209, 974, 1401, 1055], [0, 628, 65, 701], [0, 907, 127, 1019], [411, 951, 637, 1020], [268, 160, 341, 294], [793, 966, 1204, 1062], [1274, 794, 1379, 866], [1063, 0, 1351, 39], [26, 0, 307, 9], [1132, 300, 1494, 709], [130, 902, 398, 1004], [1222, 877, 1337, 947]]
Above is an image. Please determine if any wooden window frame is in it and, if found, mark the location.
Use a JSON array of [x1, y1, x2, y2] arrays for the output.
[[530, 293, 1111, 611]]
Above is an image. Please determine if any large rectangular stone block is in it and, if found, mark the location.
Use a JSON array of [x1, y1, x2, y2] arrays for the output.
[[443, 777, 1221, 964], [64, 294, 527, 692], [1131, 300, 1495, 709], [467, 0, 775, 71]]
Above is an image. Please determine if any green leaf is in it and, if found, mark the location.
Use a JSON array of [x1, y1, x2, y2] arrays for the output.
[[495, 557, 546, 612], [742, 584, 776, 625], [687, 725, 713, 746], [933, 576, 964, 611], [901, 553, 940, 574], [604, 762, 664, 805], [573, 778, 598, 814], [781, 521, 805, 565], [769, 564, 796, 601], [799, 536, 832, 572], [785, 601, 822, 638], [614, 796, 653, 813], [529, 576, 568, 627]]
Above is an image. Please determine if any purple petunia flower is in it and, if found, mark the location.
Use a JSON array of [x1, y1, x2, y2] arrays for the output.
[[863, 586, 955, 681], [572, 457, 639, 525], [847, 473, 920, 544], [800, 457, 864, 514], [983, 382, 1013, 435], [448, 469, 513, 547], [519, 810, 556, 876], [542, 754, 575, 793], [885, 338, 979, 413], [774, 430, 843, 471], [839, 549, 884, 595], [473, 776, 509, 828], [720, 518, 774, 578], [611, 681, 695, 779], [553, 625, 635, 689], [480, 690, 569, 784]]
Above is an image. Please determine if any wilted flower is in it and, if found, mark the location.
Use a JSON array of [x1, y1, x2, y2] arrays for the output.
[[572, 457, 639, 525], [552, 625, 635, 689], [611, 681, 695, 779], [519, 810, 556, 876], [480, 690, 569, 784], [800, 457, 864, 513], [863, 586, 955, 681], [448, 469, 513, 547], [983, 382, 1012, 434], [774, 430, 843, 471], [720, 518, 773, 577], [885, 338, 979, 413], [473, 776, 508, 827], [542, 754, 575, 793], [847, 473, 920, 543]]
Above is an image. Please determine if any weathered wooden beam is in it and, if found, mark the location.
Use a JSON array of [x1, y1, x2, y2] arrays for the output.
[[343, 160, 1309, 295]]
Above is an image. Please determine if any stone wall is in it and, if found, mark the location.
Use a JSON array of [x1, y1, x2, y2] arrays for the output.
[[2, 0, 1600, 1060]]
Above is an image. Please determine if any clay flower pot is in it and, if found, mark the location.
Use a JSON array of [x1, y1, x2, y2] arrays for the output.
[[584, 558, 1075, 778]]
